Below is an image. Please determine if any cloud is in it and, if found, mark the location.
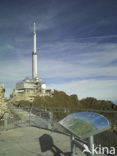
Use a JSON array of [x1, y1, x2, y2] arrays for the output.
[[38, 41, 117, 79], [0, 0, 117, 103], [48, 79, 117, 102], [0, 40, 117, 102]]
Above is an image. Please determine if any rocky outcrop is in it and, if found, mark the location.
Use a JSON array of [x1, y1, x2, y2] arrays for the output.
[[0, 85, 7, 118]]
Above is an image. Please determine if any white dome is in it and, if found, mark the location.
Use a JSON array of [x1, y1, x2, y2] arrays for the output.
[[41, 84, 46, 89]]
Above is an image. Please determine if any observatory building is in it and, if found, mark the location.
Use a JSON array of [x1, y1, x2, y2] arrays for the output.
[[11, 23, 53, 102]]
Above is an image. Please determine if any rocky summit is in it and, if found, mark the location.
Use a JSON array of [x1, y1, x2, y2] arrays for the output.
[[0, 85, 7, 118]]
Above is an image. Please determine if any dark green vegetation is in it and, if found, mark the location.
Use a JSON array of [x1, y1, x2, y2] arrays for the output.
[[15, 90, 117, 125]]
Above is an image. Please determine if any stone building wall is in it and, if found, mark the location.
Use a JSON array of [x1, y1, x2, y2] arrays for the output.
[[10, 88, 54, 103]]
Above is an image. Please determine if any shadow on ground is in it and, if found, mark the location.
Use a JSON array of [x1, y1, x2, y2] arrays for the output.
[[39, 134, 71, 156]]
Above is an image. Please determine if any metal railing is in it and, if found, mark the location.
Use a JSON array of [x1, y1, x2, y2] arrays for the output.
[[1, 106, 117, 155]]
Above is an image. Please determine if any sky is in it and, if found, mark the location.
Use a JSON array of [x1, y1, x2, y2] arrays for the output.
[[0, 0, 117, 103]]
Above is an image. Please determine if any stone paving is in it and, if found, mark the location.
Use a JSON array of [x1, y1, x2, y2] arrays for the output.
[[0, 127, 87, 156]]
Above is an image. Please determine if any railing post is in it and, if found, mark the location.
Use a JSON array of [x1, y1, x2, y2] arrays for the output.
[[71, 135, 77, 156], [29, 109, 32, 126], [89, 135, 94, 156], [3, 113, 9, 131], [48, 111, 53, 129]]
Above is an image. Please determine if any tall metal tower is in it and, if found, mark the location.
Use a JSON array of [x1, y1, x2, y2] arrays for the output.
[[32, 22, 37, 79]]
